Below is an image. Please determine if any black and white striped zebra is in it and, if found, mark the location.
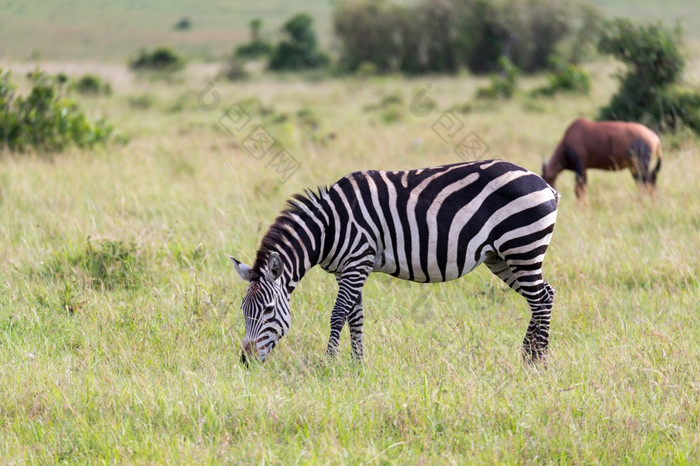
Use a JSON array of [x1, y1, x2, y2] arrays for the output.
[[232, 159, 560, 364]]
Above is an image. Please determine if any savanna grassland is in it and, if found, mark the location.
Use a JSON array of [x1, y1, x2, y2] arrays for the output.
[[1, 1, 700, 464]]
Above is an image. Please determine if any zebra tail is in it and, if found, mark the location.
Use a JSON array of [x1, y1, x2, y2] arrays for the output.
[[549, 185, 561, 204]]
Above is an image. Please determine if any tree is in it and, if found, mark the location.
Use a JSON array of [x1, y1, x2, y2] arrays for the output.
[[333, 0, 600, 75], [269, 14, 328, 71], [598, 19, 700, 133]]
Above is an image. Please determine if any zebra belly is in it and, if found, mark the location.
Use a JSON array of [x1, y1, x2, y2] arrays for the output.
[[372, 245, 487, 283]]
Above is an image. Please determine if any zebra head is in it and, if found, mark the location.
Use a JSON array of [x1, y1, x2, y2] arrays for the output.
[[230, 252, 291, 364]]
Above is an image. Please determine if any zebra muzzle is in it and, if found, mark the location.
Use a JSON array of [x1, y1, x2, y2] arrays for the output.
[[240, 339, 256, 367]]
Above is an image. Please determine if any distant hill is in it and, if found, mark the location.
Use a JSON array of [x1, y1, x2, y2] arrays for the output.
[[0, 0, 335, 61]]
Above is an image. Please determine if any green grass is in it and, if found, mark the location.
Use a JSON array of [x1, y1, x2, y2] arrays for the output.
[[1, 44, 700, 462], [1, 0, 699, 61]]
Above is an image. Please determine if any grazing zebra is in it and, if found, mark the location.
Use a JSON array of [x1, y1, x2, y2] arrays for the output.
[[232, 160, 560, 364]]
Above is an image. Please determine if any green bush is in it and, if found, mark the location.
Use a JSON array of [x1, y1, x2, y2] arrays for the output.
[[476, 56, 520, 99], [235, 18, 273, 60], [550, 64, 591, 94], [173, 17, 192, 31], [660, 86, 700, 133], [0, 69, 114, 153], [598, 19, 700, 133], [599, 19, 683, 88], [533, 62, 591, 96], [235, 41, 272, 60], [72, 74, 111, 95], [129, 47, 186, 73], [269, 14, 329, 71]]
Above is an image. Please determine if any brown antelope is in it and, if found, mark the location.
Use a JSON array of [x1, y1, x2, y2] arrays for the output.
[[542, 118, 662, 200]]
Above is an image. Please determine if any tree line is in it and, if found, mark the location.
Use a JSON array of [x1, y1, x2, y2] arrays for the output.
[[235, 0, 601, 75], [227, 0, 699, 133]]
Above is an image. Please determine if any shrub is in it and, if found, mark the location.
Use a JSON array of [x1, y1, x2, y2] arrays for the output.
[[129, 47, 186, 73], [550, 64, 591, 94], [476, 56, 520, 99], [598, 19, 700, 133], [0, 69, 114, 153], [173, 17, 192, 31], [533, 62, 591, 96], [72, 74, 111, 95], [660, 86, 700, 133], [235, 41, 272, 60], [235, 19, 273, 60], [599, 19, 683, 88], [269, 13, 329, 71]]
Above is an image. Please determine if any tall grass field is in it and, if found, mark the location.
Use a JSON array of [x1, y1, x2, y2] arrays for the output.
[[1, 1, 700, 463]]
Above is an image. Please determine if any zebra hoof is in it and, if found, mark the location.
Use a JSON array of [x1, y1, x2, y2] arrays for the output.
[[522, 345, 548, 365]]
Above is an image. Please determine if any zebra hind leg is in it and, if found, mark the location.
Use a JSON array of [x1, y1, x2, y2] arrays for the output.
[[521, 281, 555, 363], [483, 253, 555, 363]]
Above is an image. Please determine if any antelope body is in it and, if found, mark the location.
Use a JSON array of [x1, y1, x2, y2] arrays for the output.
[[542, 118, 662, 199]]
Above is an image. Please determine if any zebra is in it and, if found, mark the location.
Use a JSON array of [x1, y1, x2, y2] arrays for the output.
[[231, 159, 560, 364]]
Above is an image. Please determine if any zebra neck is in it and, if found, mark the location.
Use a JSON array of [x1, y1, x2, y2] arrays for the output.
[[259, 194, 331, 295], [276, 237, 321, 295]]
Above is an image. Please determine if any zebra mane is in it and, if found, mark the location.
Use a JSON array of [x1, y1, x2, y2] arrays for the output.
[[252, 187, 329, 276]]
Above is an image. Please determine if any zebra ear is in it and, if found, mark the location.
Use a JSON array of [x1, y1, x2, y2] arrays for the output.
[[230, 256, 254, 282], [265, 252, 283, 281]]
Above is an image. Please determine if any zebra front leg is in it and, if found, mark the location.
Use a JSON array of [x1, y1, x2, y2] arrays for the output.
[[327, 269, 370, 358], [347, 293, 364, 360]]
